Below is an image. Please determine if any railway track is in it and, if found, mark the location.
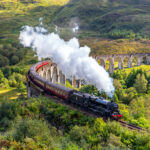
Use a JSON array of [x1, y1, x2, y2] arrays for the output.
[[45, 94, 98, 118], [45, 93, 148, 132], [118, 120, 148, 132]]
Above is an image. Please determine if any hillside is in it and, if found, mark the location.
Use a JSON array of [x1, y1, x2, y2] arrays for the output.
[[0, 0, 69, 14], [0, 0, 69, 43], [80, 38, 150, 55], [53, 0, 150, 39], [1, 0, 150, 55], [0, 1, 150, 149]]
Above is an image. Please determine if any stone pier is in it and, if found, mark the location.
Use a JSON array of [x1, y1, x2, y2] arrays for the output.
[[96, 53, 150, 74]]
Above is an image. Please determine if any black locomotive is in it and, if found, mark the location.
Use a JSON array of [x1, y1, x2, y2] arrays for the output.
[[27, 61, 122, 120]]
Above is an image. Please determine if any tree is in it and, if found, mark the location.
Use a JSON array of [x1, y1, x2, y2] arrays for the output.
[[0, 69, 4, 80], [17, 81, 26, 92], [2, 67, 11, 78], [0, 78, 9, 88], [134, 74, 148, 93], [0, 55, 9, 67], [126, 69, 148, 88], [11, 55, 19, 65], [0, 100, 18, 131], [114, 79, 122, 90]]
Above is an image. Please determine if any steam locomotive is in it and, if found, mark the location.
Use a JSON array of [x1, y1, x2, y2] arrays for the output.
[[27, 61, 122, 120]]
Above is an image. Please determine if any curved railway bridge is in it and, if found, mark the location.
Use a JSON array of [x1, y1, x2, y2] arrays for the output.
[[29, 53, 150, 92], [27, 59, 150, 132]]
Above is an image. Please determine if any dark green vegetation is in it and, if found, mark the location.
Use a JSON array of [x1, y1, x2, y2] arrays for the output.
[[0, 42, 30, 67], [0, 68, 26, 92], [0, 0, 150, 56], [0, 0, 68, 43], [0, 96, 150, 149], [81, 68, 150, 129], [54, 0, 150, 39], [1, 63, 150, 149], [0, 0, 150, 149]]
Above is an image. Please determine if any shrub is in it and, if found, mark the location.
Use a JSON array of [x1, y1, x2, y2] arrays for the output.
[[11, 56, 19, 65], [0, 101, 18, 131], [0, 55, 9, 67], [12, 119, 56, 147], [0, 78, 9, 88], [134, 74, 148, 93]]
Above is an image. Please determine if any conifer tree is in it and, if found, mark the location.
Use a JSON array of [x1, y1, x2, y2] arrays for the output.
[[134, 74, 148, 93]]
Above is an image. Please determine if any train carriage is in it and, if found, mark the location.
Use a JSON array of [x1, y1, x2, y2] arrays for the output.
[[45, 81, 74, 100]]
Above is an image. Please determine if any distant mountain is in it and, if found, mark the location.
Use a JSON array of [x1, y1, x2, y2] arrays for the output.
[[53, 0, 150, 39]]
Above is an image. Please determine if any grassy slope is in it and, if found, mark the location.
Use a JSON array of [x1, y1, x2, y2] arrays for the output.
[[0, 0, 67, 102], [1, 0, 150, 55], [53, 0, 150, 38], [80, 38, 150, 55], [0, 0, 69, 43], [122, 65, 150, 75], [0, 88, 23, 101]]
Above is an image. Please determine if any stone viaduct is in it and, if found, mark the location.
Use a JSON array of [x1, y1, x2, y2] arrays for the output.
[[94, 53, 150, 74], [36, 62, 81, 88], [36, 53, 150, 88]]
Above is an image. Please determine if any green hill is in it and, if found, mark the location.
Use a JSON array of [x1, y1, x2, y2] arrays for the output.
[[1, 0, 150, 56], [53, 0, 150, 39], [0, 0, 69, 67], [0, 0, 69, 43], [0, 0, 69, 14]]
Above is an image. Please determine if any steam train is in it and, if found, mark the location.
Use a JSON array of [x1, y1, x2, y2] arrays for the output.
[[27, 61, 122, 120]]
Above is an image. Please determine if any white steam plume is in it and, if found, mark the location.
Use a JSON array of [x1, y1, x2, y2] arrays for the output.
[[19, 26, 115, 97], [39, 17, 43, 26], [72, 23, 79, 33], [55, 25, 59, 34]]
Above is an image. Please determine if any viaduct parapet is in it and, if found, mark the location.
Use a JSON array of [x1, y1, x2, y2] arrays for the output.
[[94, 53, 150, 74], [37, 62, 81, 88]]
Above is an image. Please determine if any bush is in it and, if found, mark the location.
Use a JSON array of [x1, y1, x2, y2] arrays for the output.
[[12, 119, 56, 147], [0, 69, 4, 79], [0, 78, 9, 88], [0, 55, 9, 67], [9, 73, 26, 88], [0, 101, 18, 131], [134, 74, 148, 93], [69, 125, 91, 143], [11, 55, 19, 65], [17, 81, 26, 92]]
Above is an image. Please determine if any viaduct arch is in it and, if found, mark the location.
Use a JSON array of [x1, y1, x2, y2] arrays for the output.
[[36, 62, 81, 88], [95, 53, 150, 74]]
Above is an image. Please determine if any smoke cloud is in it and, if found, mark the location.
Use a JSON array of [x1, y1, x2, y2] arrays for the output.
[[72, 23, 79, 33], [19, 26, 115, 97]]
